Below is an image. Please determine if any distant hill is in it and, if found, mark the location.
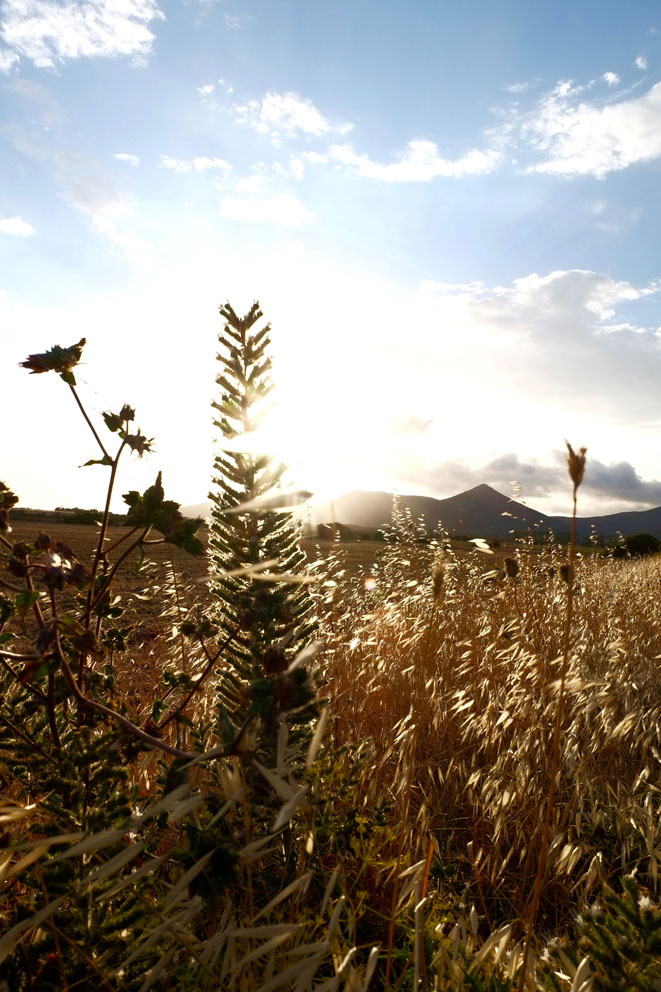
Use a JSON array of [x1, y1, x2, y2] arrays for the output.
[[183, 484, 661, 541]]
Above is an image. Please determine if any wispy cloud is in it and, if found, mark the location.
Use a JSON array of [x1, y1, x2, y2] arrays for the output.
[[328, 139, 500, 181], [56, 152, 149, 261], [602, 71, 620, 86], [635, 54, 648, 70], [0, 0, 164, 69], [159, 154, 232, 174], [233, 90, 353, 144], [219, 192, 314, 227], [522, 78, 661, 177], [115, 152, 140, 166], [0, 215, 34, 236]]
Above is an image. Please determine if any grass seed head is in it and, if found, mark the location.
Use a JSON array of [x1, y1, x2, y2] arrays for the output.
[[566, 442, 587, 491]]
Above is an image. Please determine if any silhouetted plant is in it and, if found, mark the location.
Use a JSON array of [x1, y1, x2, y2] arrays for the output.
[[208, 301, 317, 742]]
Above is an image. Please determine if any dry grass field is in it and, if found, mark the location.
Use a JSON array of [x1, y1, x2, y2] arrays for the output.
[[5, 508, 661, 989]]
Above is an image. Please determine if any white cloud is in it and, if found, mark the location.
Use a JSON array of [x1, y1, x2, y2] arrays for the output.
[[635, 54, 648, 70], [235, 173, 266, 193], [523, 78, 661, 177], [197, 83, 214, 95], [602, 71, 620, 86], [0, 46, 19, 71], [329, 138, 500, 181], [412, 269, 661, 411], [159, 154, 232, 174], [219, 192, 314, 227], [505, 81, 529, 94], [302, 150, 328, 164], [0, 215, 34, 236], [234, 90, 353, 144], [115, 152, 140, 166], [0, 0, 164, 69]]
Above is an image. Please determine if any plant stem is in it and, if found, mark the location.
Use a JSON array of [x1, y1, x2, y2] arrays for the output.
[[89, 527, 150, 615], [44, 590, 61, 750], [517, 486, 578, 992], [101, 526, 140, 557], [68, 383, 111, 460], [80, 439, 126, 688]]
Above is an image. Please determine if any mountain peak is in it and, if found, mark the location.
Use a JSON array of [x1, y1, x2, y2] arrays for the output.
[[465, 483, 502, 496]]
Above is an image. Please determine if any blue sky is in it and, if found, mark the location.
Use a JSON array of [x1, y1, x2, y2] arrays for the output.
[[3, 0, 661, 516]]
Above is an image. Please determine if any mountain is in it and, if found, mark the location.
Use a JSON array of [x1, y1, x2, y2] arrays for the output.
[[183, 484, 661, 541]]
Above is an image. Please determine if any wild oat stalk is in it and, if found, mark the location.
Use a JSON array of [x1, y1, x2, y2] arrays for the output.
[[517, 441, 587, 991]]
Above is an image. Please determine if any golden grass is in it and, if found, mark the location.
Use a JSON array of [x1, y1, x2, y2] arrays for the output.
[[7, 513, 661, 988], [318, 539, 661, 954]]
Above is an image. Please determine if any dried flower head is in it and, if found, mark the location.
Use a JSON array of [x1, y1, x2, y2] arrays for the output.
[[124, 432, 155, 457], [566, 442, 587, 491], [262, 645, 289, 675], [20, 338, 86, 385]]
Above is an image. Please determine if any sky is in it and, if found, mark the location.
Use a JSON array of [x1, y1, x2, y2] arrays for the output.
[[3, 0, 661, 518]]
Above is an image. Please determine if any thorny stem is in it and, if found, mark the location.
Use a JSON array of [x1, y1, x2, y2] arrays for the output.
[[0, 532, 13, 551], [517, 485, 578, 992], [80, 438, 126, 688], [68, 383, 111, 461], [101, 525, 140, 558], [90, 439, 126, 587], [45, 589, 62, 750]]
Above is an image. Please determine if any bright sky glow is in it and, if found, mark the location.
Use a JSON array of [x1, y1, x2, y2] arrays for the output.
[[3, 1, 661, 516]]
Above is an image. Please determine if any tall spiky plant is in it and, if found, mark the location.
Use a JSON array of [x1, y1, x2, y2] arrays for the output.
[[208, 301, 316, 740]]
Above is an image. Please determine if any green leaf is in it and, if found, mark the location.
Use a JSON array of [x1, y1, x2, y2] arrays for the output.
[[124, 473, 204, 556], [152, 698, 167, 722], [15, 590, 39, 616], [103, 411, 124, 433], [0, 593, 16, 624], [82, 454, 114, 468]]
